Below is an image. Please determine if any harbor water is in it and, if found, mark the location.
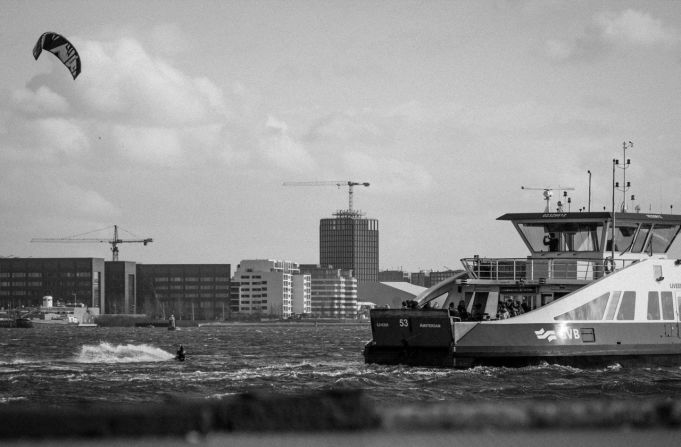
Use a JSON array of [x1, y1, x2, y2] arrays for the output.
[[2, 323, 681, 408]]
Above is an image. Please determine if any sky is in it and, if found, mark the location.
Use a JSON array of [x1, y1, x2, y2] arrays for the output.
[[2, 0, 681, 271]]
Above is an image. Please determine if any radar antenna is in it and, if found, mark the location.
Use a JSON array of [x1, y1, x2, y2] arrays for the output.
[[521, 186, 575, 212]]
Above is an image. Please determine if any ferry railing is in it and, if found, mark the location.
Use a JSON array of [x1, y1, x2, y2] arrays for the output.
[[461, 257, 636, 281]]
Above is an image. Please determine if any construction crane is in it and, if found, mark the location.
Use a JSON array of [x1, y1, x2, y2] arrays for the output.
[[31, 225, 152, 261], [521, 186, 575, 212], [282, 180, 370, 212]]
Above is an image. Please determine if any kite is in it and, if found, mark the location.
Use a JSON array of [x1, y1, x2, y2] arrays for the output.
[[33, 32, 81, 79]]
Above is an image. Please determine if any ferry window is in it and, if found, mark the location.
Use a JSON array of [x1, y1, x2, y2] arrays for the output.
[[647, 292, 661, 320], [616, 291, 636, 320], [518, 222, 602, 253], [650, 224, 681, 253], [604, 291, 621, 320], [661, 292, 674, 320], [471, 292, 489, 319], [554, 292, 609, 321], [612, 225, 637, 253], [632, 224, 652, 253]]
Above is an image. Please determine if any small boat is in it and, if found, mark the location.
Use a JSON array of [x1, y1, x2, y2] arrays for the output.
[[364, 156, 681, 368]]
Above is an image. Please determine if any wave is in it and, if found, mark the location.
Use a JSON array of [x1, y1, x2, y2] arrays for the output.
[[74, 342, 174, 363]]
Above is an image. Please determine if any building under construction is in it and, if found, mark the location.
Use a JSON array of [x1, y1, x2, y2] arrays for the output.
[[320, 210, 379, 283]]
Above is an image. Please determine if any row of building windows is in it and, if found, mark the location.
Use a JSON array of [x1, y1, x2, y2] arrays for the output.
[[154, 277, 230, 282], [0, 272, 92, 278]]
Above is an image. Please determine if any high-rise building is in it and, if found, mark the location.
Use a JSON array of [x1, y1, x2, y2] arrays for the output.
[[319, 210, 379, 283]]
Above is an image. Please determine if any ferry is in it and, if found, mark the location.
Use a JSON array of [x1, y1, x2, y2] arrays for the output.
[[364, 192, 681, 369]]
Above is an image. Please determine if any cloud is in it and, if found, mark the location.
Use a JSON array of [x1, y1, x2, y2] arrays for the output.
[[11, 86, 70, 116], [2, 33, 321, 173], [596, 9, 679, 46], [0, 170, 119, 220], [545, 9, 679, 62], [260, 116, 317, 172]]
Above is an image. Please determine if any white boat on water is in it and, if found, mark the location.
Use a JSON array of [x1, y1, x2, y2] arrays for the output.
[[24, 296, 99, 326]]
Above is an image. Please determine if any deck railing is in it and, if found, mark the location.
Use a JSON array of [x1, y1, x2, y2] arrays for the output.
[[460, 257, 635, 281]]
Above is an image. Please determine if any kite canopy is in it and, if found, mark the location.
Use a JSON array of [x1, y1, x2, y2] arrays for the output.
[[33, 32, 81, 79]]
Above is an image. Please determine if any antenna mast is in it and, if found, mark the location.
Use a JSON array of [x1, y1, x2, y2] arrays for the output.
[[521, 186, 575, 212]]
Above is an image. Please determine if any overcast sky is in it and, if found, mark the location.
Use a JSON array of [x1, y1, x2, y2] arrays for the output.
[[2, 0, 681, 271]]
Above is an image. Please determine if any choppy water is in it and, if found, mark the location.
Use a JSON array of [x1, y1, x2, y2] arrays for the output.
[[2, 323, 681, 408]]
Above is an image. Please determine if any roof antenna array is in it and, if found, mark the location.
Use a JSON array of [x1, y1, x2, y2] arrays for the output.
[[521, 186, 575, 212]]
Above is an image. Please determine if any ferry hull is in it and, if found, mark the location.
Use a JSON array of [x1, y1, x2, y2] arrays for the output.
[[363, 309, 681, 368]]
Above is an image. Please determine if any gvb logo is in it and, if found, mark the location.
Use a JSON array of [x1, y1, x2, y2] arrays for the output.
[[534, 327, 580, 343]]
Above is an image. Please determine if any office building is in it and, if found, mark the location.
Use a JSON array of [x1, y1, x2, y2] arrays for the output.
[[136, 264, 231, 320], [319, 210, 379, 283], [105, 261, 136, 314], [0, 257, 105, 310]]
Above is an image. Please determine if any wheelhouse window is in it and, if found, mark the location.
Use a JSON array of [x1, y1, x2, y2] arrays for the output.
[[631, 224, 652, 253], [649, 224, 681, 253], [613, 223, 681, 254], [517, 222, 604, 253], [609, 224, 637, 253]]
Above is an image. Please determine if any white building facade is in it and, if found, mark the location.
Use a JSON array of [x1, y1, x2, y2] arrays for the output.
[[233, 259, 310, 319], [300, 265, 358, 318]]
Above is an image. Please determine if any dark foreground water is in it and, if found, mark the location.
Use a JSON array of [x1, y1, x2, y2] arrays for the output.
[[2, 323, 681, 408]]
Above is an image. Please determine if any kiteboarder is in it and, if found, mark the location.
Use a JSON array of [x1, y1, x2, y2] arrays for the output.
[[176, 344, 186, 361]]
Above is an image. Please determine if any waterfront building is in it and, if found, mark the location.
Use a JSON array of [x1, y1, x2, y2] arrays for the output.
[[319, 210, 379, 283], [232, 259, 310, 319], [378, 269, 409, 282], [292, 274, 312, 315], [410, 271, 431, 288], [105, 261, 136, 314], [136, 264, 231, 321], [300, 264, 358, 318], [0, 257, 105, 311], [429, 269, 464, 286]]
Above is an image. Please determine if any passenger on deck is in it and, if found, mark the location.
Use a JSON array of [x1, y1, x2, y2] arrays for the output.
[[512, 300, 524, 316], [521, 298, 530, 313], [457, 300, 468, 320], [471, 304, 483, 320], [497, 302, 509, 320], [448, 302, 459, 318]]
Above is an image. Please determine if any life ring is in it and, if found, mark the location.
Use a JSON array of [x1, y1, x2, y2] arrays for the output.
[[604, 257, 615, 274]]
